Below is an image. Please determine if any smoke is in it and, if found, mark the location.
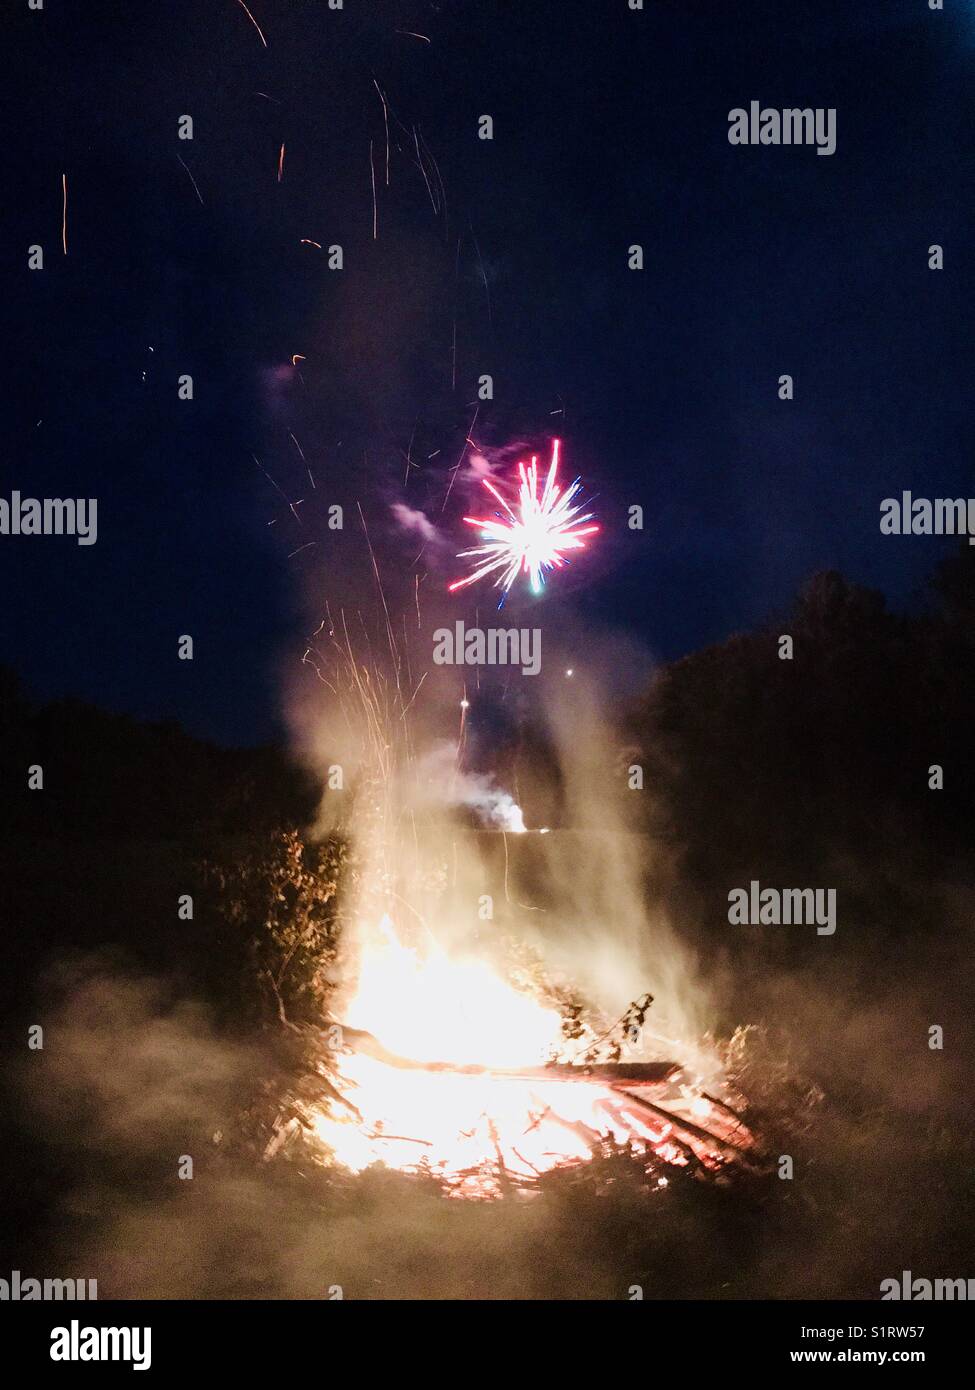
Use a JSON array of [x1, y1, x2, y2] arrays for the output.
[[12, 879, 975, 1299], [382, 438, 537, 577], [389, 501, 444, 548], [484, 623, 716, 1068], [19, 959, 256, 1159], [410, 741, 526, 832], [281, 568, 715, 1077]]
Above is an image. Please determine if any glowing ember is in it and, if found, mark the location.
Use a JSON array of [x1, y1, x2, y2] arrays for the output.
[[449, 439, 598, 606]]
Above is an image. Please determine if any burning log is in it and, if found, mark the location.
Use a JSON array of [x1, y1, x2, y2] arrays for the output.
[[613, 1089, 750, 1161], [533, 1061, 680, 1084], [315, 1023, 757, 1180], [335, 1024, 679, 1085]]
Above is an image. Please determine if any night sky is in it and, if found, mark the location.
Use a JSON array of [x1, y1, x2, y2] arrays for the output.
[[4, 0, 972, 745]]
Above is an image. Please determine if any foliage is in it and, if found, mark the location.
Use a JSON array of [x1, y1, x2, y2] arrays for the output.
[[203, 829, 347, 1029], [627, 548, 975, 936]]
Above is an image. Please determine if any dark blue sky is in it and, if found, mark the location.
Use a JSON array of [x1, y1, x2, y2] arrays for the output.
[[3, 0, 972, 744]]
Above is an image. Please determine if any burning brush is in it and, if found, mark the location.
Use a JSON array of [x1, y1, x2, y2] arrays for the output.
[[265, 917, 755, 1197]]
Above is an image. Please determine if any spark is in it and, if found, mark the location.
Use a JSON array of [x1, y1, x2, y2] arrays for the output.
[[396, 30, 431, 43], [451, 235, 461, 388], [373, 80, 390, 186], [402, 421, 418, 485], [176, 153, 204, 205], [414, 128, 434, 206], [61, 174, 67, 254], [369, 139, 378, 239], [300, 238, 322, 249], [291, 354, 305, 365], [289, 431, 315, 489], [277, 142, 285, 182], [468, 222, 492, 325], [440, 405, 478, 513], [233, 0, 267, 48], [253, 454, 301, 525], [449, 439, 599, 606]]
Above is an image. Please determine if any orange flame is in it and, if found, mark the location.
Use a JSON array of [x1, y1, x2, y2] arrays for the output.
[[306, 917, 745, 1196]]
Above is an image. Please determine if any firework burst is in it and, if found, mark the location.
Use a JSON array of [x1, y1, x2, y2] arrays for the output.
[[448, 440, 598, 605]]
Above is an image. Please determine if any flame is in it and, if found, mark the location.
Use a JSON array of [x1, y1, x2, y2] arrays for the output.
[[342, 918, 559, 1067], [305, 917, 741, 1195]]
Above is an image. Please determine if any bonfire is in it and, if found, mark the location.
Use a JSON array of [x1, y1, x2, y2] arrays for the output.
[[265, 914, 755, 1197], [266, 598, 756, 1197]]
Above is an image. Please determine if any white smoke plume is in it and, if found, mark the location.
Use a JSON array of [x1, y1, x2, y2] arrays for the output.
[[411, 741, 526, 832]]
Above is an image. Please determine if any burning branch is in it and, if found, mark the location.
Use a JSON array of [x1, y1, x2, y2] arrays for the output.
[[337, 1022, 679, 1083]]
